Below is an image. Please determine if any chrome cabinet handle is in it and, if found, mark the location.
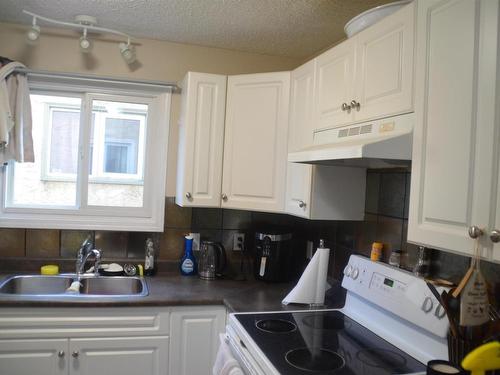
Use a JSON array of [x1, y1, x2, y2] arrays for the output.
[[341, 102, 351, 111], [185, 192, 192, 200], [58, 351, 65, 358], [350, 100, 361, 110], [221, 193, 228, 201], [468, 225, 484, 239], [298, 200, 306, 208], [490, 229, 500, 243], [72, 351, 79, 358]]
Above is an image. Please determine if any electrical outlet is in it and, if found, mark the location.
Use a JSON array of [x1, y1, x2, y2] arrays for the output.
[[189, 232, 200, 251], [233, 233, 245, 251]]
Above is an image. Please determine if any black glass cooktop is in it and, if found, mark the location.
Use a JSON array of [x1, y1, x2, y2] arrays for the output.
[[235, 310, 426, 375]]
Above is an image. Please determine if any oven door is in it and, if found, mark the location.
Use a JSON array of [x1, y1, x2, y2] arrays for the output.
[[225, 325, 268, 375]]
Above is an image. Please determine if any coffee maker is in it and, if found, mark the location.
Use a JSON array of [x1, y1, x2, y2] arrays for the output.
[[254, 231, 293, 282]]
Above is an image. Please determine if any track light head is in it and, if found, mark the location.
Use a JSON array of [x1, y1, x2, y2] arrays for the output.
[[119, 42, 136, 64], [79, 29, 92, 53], [26, 24, 40, 42]]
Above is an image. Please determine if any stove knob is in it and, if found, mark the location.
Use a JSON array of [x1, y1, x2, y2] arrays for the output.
[[351, 268, 359, 280], [344, 265, 353, 277], [421, 296, 433, 313], [434, 304, 446, 319]]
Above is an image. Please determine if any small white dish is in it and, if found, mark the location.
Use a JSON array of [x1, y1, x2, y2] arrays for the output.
[[344, 0, 413, 38]]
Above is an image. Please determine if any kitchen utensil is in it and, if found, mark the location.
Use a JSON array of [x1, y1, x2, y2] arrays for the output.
[[461, 341, 500, 375], [489, 305, 500, 321], [459, 238, 489, 326], [439, 289, 460, 338], [198, 241, 226, 280]]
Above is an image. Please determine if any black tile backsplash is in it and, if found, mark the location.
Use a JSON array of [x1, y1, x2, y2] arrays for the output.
[[1, 169, 499, 308]]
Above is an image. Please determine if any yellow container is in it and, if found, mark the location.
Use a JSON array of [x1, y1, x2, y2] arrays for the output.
[[370, 242, 384, 261], [40, 265, 59, 275]]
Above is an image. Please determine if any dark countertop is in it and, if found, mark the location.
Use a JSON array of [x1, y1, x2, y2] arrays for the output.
[[0, 273, 345, 312]]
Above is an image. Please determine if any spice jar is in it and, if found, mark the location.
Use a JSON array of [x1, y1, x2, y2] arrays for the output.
[[370, 242, 383, 261], [389, 249, 401, 267]]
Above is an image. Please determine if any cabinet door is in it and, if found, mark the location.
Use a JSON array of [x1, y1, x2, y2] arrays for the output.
[[286, 60, 315, 218], [408, 0, 498, 256], [169, 307, 226, 375], [176, 72, 226, 207], [354, 2, 414, 123], [222, 72, 290, 212], [70, 336, 168, 375], [315, 40, 355, 131], [0, 339, 67, 375]]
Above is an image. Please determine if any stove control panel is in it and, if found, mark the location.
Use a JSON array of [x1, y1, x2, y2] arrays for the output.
[[342, 255, 449, 338]]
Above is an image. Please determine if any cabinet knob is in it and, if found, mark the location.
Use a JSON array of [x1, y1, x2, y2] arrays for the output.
[[350, 100, 361, 110], [185, 192, 192, 200], [72, 351, 79, 358], [58, 351, 65, 358], [221, 193, 228, 201], [298, 200, 306, 208], [468, 225, 484, 239], [490, 229, 500, 243], [341, 102, 351, 111]]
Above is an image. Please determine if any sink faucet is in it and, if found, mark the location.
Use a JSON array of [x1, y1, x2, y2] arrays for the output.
[[76, 237, 102, 276]]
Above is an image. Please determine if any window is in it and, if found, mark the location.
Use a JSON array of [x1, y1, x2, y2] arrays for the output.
[[0, 80, 171, 231]]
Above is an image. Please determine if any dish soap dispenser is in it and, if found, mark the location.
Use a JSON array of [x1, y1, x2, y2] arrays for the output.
[[144, 237, 156, 276], [180, 235, 197, 276]]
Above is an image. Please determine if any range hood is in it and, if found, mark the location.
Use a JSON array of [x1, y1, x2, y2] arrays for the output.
[[288, 113, 413, 168]]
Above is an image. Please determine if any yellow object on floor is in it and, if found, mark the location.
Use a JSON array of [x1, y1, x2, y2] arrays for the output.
[[40, 265, 59, 275], [462, 341, 500, 375]]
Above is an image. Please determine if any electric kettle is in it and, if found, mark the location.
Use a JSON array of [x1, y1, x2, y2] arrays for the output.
[[198, 241, 226, 280]]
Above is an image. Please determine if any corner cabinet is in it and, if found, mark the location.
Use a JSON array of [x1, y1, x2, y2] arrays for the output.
[[314, 1, 415, 132], [285, 60, 366, 220], [221, 72, 291, 212], [176, 72, 227, 207], [408, 0, 500, 262]]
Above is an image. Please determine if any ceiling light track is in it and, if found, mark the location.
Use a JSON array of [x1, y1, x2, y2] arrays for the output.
[[22, 9, 137, 64]]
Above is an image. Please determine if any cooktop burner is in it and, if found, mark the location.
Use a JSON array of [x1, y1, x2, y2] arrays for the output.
[[235, 310, 426, 375], [302, 311, 350, 331], [256, 319, 297, 333], [285, 348, 345, 372]]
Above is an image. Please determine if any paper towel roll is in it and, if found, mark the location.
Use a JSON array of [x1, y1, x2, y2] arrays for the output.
[[282, 246, 330, 305]]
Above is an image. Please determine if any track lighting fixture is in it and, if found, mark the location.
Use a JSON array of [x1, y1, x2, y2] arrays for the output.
[[79, 28, 92, 53], [26, 17, 40, 42], [119, 41, 136, 64], [22, 10, 137, 64]]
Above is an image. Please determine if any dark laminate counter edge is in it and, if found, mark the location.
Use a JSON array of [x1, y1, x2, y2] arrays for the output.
[[0, 273, 345, 312]]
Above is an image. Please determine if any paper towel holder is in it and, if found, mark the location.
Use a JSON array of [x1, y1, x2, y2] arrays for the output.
[[282, 239, 330, 306]]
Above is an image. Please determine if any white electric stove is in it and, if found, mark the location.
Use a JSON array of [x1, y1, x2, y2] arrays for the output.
[[226, 254, 449, 374]]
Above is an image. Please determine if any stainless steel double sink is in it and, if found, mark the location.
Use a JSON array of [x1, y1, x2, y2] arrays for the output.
[[0, 274, 148, 298]]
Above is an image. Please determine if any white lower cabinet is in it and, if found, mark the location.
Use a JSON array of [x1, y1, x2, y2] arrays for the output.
[[0, 339, 67, 375], [169, 306, 226, 375], [0, 306, 226, 375], [70, 337, 168, 375]]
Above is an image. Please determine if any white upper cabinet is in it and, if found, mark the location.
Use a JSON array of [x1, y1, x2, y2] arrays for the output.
[[313, 2, 415, 132], [286, 60, 366, 220], [315, 39, 356, 131], [408, 0, 500, 261], [354, 1, 415, 123], [176, 72, 227, 207], [222, 72, 290, 212]]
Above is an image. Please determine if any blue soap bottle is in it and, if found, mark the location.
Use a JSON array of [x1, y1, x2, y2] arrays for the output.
[[180, 235, 197, 276]]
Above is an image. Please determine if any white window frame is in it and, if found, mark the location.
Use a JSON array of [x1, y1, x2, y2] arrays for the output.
[[0, 79, 171, 232], [89, 108, 146, 183]]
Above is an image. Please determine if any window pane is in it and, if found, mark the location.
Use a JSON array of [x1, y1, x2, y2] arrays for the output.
[[50, 110, 80, 174], [88, 99, 147, 207], [8, 94, 81, 207]]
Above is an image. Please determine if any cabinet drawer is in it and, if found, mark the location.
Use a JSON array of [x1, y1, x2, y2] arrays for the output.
[[0, 307, 170, 339]]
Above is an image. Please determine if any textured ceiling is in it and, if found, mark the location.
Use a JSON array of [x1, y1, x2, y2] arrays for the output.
[[0, 0, 394, 59]]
